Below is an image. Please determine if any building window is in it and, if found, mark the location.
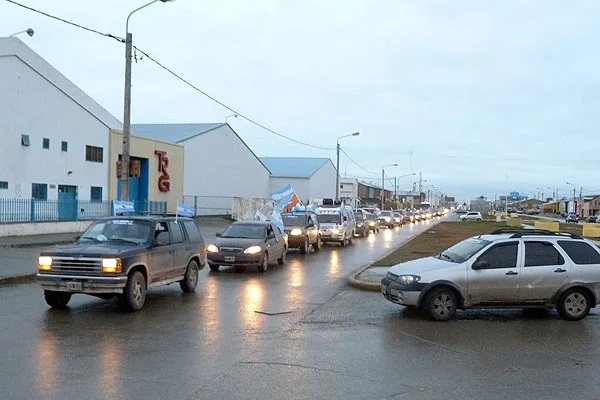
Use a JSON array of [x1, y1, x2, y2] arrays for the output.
[[90, 186, 102, 202], [61, 141, 68, 152], [43, 138, 50, 149], [85, 145, 103, 163], [32, 183, 48, 200], [0, 181, 7, 190], [21, 134, 30, 146]]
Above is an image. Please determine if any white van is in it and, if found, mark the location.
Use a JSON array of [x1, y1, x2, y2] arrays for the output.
[[316, 206, 356, 246]]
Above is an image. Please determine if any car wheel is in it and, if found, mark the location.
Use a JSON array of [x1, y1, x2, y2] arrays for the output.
[[313, 235, 321, 251], [209, 264, 220, 272], [424, 287, 457, 321], [347, 233, 353, 245], [278, 248, 287, 265], [44, 290, 72, 309], [179, 260, 199, 293], [121, 271, 146, 312], [557, 289, 591, 321], [257, 254, 268, 272], [477, 218, 482, 221], [300, 239, 309, 254], [462, 218, 467, 222], [340, 234, 346, 247]]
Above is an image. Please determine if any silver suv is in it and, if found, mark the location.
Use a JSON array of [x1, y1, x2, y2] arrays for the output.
[[381, 229, 600, 321]]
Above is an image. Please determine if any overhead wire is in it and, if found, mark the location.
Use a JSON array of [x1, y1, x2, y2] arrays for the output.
[[4, 0, 334, 151], [338, 148, 378, 175]]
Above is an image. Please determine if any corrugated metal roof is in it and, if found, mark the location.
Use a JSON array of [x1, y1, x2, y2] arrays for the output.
[[131, 123, 225, 143], [259, 157, 331, 178]]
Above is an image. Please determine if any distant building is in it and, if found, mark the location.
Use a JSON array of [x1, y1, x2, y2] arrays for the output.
[[470, 196, 492, 213]]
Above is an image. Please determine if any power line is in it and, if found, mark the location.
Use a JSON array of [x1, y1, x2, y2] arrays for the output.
[[339, 148, 378, 175], [4, 0, 333, 151]]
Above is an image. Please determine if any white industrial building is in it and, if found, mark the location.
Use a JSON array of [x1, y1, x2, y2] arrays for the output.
[[259, 157, 337, 204], [0, 37, 122, 202]]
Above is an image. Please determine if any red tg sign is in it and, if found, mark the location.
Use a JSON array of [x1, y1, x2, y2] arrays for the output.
[[155, 150, 170, 192]]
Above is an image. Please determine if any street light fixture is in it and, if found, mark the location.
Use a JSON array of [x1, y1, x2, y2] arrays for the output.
[[381, 163, 398, 209], [120, 0, 175, 201], [225, 114, 238, 123], [335, 132, 360, 201], [9, 28, 34, 37]]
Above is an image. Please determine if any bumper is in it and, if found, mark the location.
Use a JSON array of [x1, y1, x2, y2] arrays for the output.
[[37, 273, 128, 294], [207, 252, 263, 267], [321, 233, 345, 242], [380, 278, 421, 306], [287, 236, 307, 248], [378, 222, 394, 228]]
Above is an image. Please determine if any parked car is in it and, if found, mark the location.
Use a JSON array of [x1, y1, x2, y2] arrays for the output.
[[461, 211, 483, 221], [381, 228, 600, 321], [281, 211, 321, 254], [377, 211, 395, 228], [354, 209, 371, 237], [207, 221, 287, 273], [585, 215, 600, 223], [566, 213, 580, 223], [364, 212, 380, 233], [316, 205, 356, 246], [36, 216, 206, 312]]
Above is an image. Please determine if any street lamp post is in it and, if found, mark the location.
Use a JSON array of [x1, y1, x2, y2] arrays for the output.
[[381, 163, 398, 210], [566, 182, 576, 214], [335, 132, 360, 201], [120, 0, 174, 201]]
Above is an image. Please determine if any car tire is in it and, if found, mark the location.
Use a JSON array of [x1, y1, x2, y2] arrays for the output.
[[257, 254, 268, 272], [347, 233, 353, 245], [424, 287, 458, 321], [340, 234, 346, 247], [179, 260, 199, 293], [313, 235, 321, 251], [278, 248, 287, 265], [209, 264, 220, 272], [44, 290, 72, 309], [300, 239, 309, 254], [121, 271, 146, 312], [477, 218, 482, 221], [557, 288, 591, 321], [462, 218, 467, 222]]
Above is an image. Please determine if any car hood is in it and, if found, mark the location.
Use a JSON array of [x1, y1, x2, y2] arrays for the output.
[[387, 256, 455, 276], [40, 242, 146, 258], [214, 237, 265, 249]]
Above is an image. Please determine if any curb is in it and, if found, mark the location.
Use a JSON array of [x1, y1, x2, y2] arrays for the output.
[[0, 240, 75, 249], [0, 273, 36, 285]]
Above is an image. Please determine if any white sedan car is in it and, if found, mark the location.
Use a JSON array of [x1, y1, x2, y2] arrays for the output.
[[461, 211, 482, 221]]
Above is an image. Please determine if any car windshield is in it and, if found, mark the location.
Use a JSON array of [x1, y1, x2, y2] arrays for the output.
[[380, 211, 393, 217], [221, 224, 266, 239], [79, 219, 152, 245], [354, 212, 364, 221], [438, 237, 491, 263], [317, 214, 341, 223], [282, 215, 308, 226]]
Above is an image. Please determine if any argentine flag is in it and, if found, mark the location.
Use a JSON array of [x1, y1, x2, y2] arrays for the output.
[[113, 200, 135, 215], [177, 202, 195, 218], [270, 184, 301, 210], [271, 208, 284, 233]]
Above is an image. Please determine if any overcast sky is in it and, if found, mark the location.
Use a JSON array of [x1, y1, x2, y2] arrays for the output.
[[3, 0, 599, 203]]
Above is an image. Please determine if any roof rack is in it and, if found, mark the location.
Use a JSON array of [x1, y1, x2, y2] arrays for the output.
[[489, 228, 582, 239]]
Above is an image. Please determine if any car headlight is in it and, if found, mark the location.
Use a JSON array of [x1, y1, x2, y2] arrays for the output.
[[385, 217, 391, 222], [357, 223, 363, 227], [290, 228, 303, 236], [102, 258, 122, 273], [207, 244, 219, 253], [38, 256, 52, 271], [244, 245, 262, 254], [332, 228, 340, 234], [399, 275, 421, 285], [369, 221, 375, 226]]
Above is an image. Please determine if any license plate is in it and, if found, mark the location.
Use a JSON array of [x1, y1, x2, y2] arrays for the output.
[[66, 281, 83, 291], [224, 256, 235, 263]]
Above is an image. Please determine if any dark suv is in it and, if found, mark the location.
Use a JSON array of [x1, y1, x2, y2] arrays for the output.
[[37, 216, 206, 312]]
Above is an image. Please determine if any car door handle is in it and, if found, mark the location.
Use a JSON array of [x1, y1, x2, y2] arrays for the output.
[[554, 268, 567, 273], [505, 271, 518, 276]]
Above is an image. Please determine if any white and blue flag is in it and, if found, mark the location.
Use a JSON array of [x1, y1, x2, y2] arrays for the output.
[[270, 184, 301, 210], [271, 208, 284, 232], [177, 202, 195, 218], [113, 200, 135, 215]]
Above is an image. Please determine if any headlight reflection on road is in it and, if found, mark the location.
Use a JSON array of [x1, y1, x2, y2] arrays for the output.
[[289, 259, 304, 288], [202, 276, 221, 336], [35, 333, 59, 394], [242, 281, 265, 328], [99, 332, 123, 399], [328, 250, 340, 276]]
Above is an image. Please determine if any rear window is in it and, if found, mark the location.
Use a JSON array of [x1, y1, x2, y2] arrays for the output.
[[558, 241, 600, 265], [182, 220, 204, 243]]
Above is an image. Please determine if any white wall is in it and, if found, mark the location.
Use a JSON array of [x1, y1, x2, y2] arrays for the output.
[[309, 161, 336, 201], [0, 220, 92, 237], [268, 177, 310, 203], [0, 53, 110, 200], [182, 125, 270, 198]]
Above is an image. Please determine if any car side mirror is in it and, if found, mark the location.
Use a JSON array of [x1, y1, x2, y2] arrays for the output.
[[343, 216, 347, 222], [215, 232, 221, 237], [472, 260, 489, 270]]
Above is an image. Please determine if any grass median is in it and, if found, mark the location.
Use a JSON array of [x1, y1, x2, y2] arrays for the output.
[[373, 221, 507, 267]]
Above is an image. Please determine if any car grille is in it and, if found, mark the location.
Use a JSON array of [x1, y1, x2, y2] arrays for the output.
[[51, 257, 103, 274], [220, 247, 243, 254]]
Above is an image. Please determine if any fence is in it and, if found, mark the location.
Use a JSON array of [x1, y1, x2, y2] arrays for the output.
[[0, 198, 167, 224], [183, 195, 233, 216]]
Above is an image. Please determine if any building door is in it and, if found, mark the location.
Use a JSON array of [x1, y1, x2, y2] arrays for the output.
[[58, 185, 78, 220]]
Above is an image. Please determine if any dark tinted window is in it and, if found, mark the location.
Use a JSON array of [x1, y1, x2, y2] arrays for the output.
[[169, 221, 185, 244], [476, 242, 518, 269], [183, 220, 203, 243], [558, 241, 600, 265], [90, 186, 102, 202], [354, 212, 364, 221], [61, 141, 68, 152], [43, 138, 50, 149], [32, 183, 47, 200], [525, 241, 564, 267], [154, 222, 171, 246]]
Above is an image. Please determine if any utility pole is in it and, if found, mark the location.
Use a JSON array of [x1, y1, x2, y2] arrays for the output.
[[381, 169, 385, 210], [120, 31, 133, 201], [394, 177, 397, 199], [335, 142, 340, 201]]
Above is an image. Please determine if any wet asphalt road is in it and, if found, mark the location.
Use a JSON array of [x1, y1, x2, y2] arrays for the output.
[[2, 216, 600, 400]]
